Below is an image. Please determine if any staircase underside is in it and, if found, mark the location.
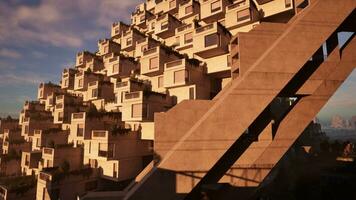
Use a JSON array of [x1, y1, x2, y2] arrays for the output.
[[125, 0, 356, 199]]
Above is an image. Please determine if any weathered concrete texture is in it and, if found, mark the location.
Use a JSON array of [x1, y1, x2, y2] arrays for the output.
[[126, 0, 355, 199]]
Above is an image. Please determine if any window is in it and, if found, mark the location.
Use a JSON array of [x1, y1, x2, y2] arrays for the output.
[[161, 21, 169, 30], [112, 63, 119, 73], [174, 70, 186, 83], [78, 78, 83, 87], [169, 0, 175, 8], [36, 138, 41, 147], [126, 37, 132, 46], [204, 33, 219, 47], [158, 76, 164, 88], [285, 0, 292, 8], [92, 89, 98, 98], [189, 87, 195, 99], [185, 5, 193, 15], [211, 1, 221, 13], [176, 36, 180, 46], [58, 112, 64, 121], [104, 46, 109, 54], [237, 9, 250, 22], [113, 163, 118, 178], [184, 32, 193, 44], [64, 79, 68, 87], [140, 15, 145, 23], [77, 124, 84, 136], [132, 103, 142, 118], [24, 125, 29, 134], [121, 91, 125, 103], [149, 57, 159, 69]]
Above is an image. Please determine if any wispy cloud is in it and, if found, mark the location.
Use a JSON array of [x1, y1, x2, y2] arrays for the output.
[[0, 0, 141, 48], [0, 72, 56, 86], [0, 48, 22, 59]]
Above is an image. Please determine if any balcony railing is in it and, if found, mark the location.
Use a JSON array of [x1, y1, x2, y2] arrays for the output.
[[88, 81, 97, 87], [73, 113, 84, 119], [98, 150, 114, 158], [143, 47, 157, 56], [39, 173, 51, 181], [43, 148, 53, 155], [177, 24, 192, 33], [116, 81, 128, 88], [166, 59, 183, 68], [56, 104, 63, 109], [93, 131, 106, 138], [196, 24, 214, 33], [109, 57, 118, 62], [227, 0, 246, 11], [56, 95, 64, 101], [125, 92, 140, 100], [136, 38, 147, 44]]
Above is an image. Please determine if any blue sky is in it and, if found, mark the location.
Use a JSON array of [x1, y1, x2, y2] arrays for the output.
[[0, 0, 355, 123]]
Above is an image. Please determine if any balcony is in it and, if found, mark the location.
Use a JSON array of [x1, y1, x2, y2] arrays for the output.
[[200, 0, 231, 23], [178, 0, 200, 20], [39, 172, 51, 181], [225, 0, 253, 29], [85, 58, 104, 72], [111, 21, 130, 39], [154, 13, 182, 39], [193, 22, 231, 58], [92, 131, 107, 138], [97, 39, 121, 56], [124, 91, 142, 101], [106, 56, 138, 78], [141, 46, 182, 76], [43, 148, 53, 155], [116, 81, 129, 89], [135, 37, 160, 58], [175, 23, 196, 51], [72, 112, 85, 120], [120, 29, 146, 51], [76, 51, 96, 68], [164, 59, 193, 88]]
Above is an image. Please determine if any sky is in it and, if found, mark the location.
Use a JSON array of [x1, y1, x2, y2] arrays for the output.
[[0, 0, 355, 123]]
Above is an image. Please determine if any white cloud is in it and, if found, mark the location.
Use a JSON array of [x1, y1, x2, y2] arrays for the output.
[[0, 48, 22, 58]]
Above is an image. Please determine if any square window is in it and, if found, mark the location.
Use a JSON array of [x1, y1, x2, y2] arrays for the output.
[[204, 33, 219, 47], [149, 57, 159, 69], [158, 76, 164, 88], [77, 124, 84, 137], [92, 89, 98, 98], [184, 32, 193, 44], [237, 9, 250, 22], [78, 79, 83, 87], [174, 70, 186, 83], [189, 87, 195, 99], [132, 103, 142, 118], [169, 0, 175, 9], [112, 63, 119, 73], [161, 21, 169, 30], [211, 1, 221, 13], [185, 5, 193, 15], [126, 37, 132, 46]]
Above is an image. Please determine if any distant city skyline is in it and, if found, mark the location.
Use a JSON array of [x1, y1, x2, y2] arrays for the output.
[[0, 0, 355, 121]]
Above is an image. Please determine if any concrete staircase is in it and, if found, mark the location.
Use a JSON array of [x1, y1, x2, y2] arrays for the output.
[[125, 0, 356, 199]]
